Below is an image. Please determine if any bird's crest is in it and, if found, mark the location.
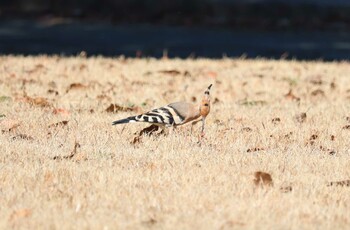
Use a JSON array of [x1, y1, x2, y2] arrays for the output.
[[200, 84, 212, 117]]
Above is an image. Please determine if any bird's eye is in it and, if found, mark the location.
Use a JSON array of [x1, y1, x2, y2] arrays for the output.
[[204, 103, 209, 106]]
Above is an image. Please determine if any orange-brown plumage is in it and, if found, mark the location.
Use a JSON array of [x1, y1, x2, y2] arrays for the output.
[[200, 98, 210, 117]]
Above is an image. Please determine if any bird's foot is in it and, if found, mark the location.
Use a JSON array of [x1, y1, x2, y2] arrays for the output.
[[197, 131, 207, 144]]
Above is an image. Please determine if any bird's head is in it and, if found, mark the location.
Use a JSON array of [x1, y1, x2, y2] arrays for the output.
[[199, 84, 212, 117]]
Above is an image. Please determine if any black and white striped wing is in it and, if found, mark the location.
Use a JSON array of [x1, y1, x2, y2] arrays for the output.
[[136, 105, 186, 126], [112, 106, 184, 126]]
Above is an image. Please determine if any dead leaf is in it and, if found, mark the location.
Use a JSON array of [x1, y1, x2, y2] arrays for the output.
[[215, 80, 222, 85], [66, 83, 87, 92], [295, 112, 307, 123], [330, 135, 335, 141], [24, 63, 46, 74], [53, 108, 70, 116], [280, 186, 293, 193], [79, 64, 87, 71], [158, 69, 181, 76], [48, 120, 69, 128], [255, 91, 266, 96], [131, 81, 148, 86], [253, 73, 264, 78], [96, 94, 112, 101], [318, 145, 336, 155], [32, 63, 43, 69], [284, 132, 293, 139], [213, 98, 220, 104], [309, 76, 323, 85], [330, 81, 336, 89], [48, 81, 57, 88], [12, 134, 34, 141], [47, 89, 59, 95], [0, 119, 20, 132], [53, 141, 80, 160], [142, 218, 157, 227], [105, 104, 139, 113], [306, 134, 318, 146], [214, 119, 224, 126], [238, 99, 267, 106], [19, 96, 51, 107], [327, 180, 350, 187], [272, 117, 281, 124], [241, 127, 252, 132], [247, 147, 265, 152], [183, 70, 191, 77], [253, 171, 273, 187], [9, 209, 32, 221], [33, 97, 51, 107], [311, 89, 325, 97], [284, 89, 300, 101]]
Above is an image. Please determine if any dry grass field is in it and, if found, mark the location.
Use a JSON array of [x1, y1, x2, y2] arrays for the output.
[[0, 55, 350, 229]]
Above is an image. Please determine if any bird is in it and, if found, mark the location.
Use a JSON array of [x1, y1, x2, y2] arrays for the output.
[[112, 84, 213, 135]]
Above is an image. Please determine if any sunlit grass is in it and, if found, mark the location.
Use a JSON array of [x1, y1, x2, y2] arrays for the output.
[[0, 55, 350, 229]]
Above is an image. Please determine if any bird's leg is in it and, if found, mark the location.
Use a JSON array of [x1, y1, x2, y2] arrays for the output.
[[196, 117, 206, 144], [201, 117, 206, 137]]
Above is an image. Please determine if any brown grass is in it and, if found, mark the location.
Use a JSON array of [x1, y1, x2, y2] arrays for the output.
[[1, 55, 350, 229]]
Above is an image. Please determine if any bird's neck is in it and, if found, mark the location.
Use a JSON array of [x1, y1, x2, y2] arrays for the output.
[[199, 100, 210, 117]]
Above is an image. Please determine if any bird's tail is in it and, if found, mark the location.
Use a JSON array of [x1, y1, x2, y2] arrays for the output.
[[112, 116, 138, 125]]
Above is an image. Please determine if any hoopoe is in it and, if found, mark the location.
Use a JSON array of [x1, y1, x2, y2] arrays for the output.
[[112, 84, 213, 134]]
